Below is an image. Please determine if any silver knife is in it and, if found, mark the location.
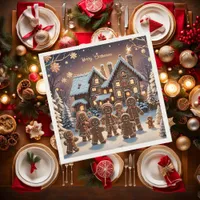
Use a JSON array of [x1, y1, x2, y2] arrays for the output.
[[132, 153, 136, 187], [124, 5, 128, 36], [62, 3, 66, 30], [128, 153, 132, 186]]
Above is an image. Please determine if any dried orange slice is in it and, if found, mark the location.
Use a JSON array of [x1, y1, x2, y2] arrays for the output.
[[86, 0, 103, 13]]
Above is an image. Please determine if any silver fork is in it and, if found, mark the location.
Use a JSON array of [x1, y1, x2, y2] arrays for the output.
[[69, 163, 74, 185], [65, 164, 69, 184], [124, 158, 128, 187], [60, 164, 65, 186]]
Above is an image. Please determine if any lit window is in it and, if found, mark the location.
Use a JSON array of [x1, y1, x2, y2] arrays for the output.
[[103, 89, 107, 94], [116, 81, 120, 87], [111, 96, 115, 101], [79, 105, 84, 111], [109, 88, 113, 93], [92, 87, 96, 92], [133, 87, 138, 93], [121, 71, 127, 78], [93, 101, 97, 105], [99, 101, 102, 106], [117, 90, 122, 97], [126, 91, 131, 97], [130, 79, 134, 84], [95, 78, 99, 84]]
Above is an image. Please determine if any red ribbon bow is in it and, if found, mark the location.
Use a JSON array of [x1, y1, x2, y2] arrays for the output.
[[22, 5, 54, 49]]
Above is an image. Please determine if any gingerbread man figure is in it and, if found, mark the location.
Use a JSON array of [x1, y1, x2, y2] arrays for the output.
[[89, 117, 106, 145], [101, 103, 119, 137], [76, 111, 91, 142], [146, 116, 155, 129], [63, 130, 79, 154], [126, 97, 144, 131], [114, 102, 125, 128], [120, 113, 136, 139]]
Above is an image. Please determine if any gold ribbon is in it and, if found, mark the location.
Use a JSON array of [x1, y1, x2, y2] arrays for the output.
[[159, 162, 174, 177]]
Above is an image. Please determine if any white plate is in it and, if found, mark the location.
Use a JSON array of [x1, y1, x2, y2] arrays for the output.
[[141, 149, 178, 188], [91, 28, 117, 43], [15, 147, 55, 187], [16, 7, 60, 51], [133, 4, 170, 41], [108, 154, 124, 181]]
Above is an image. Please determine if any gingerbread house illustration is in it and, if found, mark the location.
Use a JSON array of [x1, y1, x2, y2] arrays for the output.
[[70, 54, 146, 111]]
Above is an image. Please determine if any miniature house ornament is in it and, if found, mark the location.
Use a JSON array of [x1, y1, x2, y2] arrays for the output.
[[25, 121, 44, 140]]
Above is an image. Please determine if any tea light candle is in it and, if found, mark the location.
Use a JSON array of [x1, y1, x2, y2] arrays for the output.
[[0, 94, 10, 105], [164, 80, 180, 97], [36, 79, 46, 95], [159, 72, 168, 83], [178, 75, 196, 91], [29, 64, 39, 73]]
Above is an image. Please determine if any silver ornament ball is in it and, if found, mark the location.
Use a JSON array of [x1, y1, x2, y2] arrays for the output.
[[187, 117, 200, 131]]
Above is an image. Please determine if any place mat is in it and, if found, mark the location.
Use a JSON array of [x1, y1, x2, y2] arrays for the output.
[[12, 143, 59, 190], [137, 145, 182, 189]]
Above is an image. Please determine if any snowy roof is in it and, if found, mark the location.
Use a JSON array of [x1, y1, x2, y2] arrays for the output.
[[95, 93, 111, 101], [70, 67, 107, 96], [71, 99, 88, 107], [102, 56, 146, 88]]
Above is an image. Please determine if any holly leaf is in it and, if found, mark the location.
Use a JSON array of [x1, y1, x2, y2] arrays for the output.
[[34, 156, 41, 163], [27, 152, 32, 164]]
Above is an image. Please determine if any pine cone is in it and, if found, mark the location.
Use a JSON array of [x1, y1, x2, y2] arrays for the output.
[[11, 132, 20, 141], [21, 79, 31, 90], [8, 137, 17, 146], [22, 88, 35, 100], [0, 135, 9, 151]]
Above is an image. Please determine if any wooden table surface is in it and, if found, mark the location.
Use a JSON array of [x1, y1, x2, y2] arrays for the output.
[[0, 0, 200, 199]]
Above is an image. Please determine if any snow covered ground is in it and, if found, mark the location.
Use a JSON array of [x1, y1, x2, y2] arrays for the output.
[[62, 110, 165, 159]]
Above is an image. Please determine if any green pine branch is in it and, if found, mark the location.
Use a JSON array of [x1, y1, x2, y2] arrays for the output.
[[0, 16, 12, 53]]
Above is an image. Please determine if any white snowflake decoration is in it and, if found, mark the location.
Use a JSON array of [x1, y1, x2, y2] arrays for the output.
[[70, 52, 77, 59], [66, 72, 73, 78], [44, 55, 52, 63], [26, 121, 44, 140], [61, 78, 67, 83], [50, 62, 60, 73]]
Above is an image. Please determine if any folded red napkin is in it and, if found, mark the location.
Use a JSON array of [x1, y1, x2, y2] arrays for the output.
[[144, 1, 174, 14], [77, 0, 113, 19], [75, 32, 93, 44], [17, 2, 45, 18], [36, 112, 54, 137], [12, 177, 41, 193], [91, 156, 113, 189], [153, 155, 186, 193]]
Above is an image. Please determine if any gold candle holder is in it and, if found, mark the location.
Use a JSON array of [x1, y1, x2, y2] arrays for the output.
[[178, 75, 196, 91]]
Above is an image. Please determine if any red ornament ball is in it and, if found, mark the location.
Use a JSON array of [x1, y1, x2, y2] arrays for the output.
[[58, 36, 76, 49], [29, 72, 39, 82], [107, 21, 111, 27]]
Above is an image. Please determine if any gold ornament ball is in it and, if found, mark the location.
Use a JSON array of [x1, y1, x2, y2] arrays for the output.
[[158, 45, 175, 63], [17, 74, 22, 79], [179, 50, 198, 68], [176, 136, 191, 151], [16, 45, 27, 56], [178, 69, 183, 74], [187, 117, 200, 131], [155, 49, 159, 54], [194, 100, 199, 107]]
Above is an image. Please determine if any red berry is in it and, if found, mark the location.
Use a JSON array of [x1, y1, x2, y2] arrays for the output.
[[196, 16, 200, 20]]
